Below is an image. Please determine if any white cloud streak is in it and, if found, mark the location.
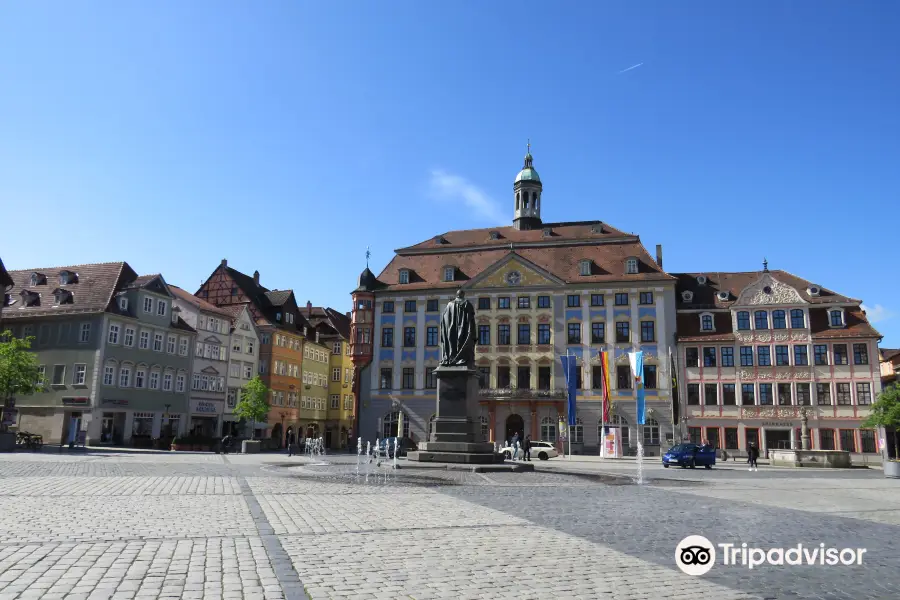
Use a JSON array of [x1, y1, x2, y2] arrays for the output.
[[861, 303, 894, 324], [618, 62, 644, 74], [428, 169, 505, 224]]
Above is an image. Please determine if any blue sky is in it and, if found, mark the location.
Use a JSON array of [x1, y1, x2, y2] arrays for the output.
[[1, 2, 898, 346]]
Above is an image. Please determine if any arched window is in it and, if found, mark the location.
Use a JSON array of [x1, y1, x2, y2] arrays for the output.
[[772, 310, 786, 329], [754, 310, 768, 330], [603, 415, 630, 449], [540, 416, 557, 442], [118, 362, 133, 388], [516, 192, 520, 210], [382, 411, 410, 439], [571, 417, 583, 443], [643, 418, 660, 446]]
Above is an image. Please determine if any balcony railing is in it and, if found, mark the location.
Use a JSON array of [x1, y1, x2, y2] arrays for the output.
[[478, 387, 567, 400]]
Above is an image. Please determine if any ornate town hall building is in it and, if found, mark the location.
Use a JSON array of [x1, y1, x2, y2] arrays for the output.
[[350, 150, 882, 458]]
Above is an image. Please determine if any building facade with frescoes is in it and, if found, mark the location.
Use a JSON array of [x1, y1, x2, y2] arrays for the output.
[[674, 266, 882, 460]]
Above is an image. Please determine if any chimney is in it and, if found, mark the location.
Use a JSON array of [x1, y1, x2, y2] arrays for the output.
[[655, 244, 663, 269], [253, 270, 260, 286], [345, 311, 351, 319], [221, 259, 227, 268], [307, 300, 312, 317]]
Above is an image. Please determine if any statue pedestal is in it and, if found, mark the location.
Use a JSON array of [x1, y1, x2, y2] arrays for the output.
[[407, 366, 503, 465]]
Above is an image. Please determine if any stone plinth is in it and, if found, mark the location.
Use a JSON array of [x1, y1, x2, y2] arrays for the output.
[[406, 366, 504, 465], [241, 440, 261, 454], [769, 449, 852, 468]]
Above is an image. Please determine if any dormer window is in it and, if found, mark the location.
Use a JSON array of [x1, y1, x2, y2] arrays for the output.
[[434, 235, 447, 244], [717, 291, 730, 302], [443, 266, 455, 282], [20, 290, 40, 307], [681, 290, 693, 303], [696, 275, 707, 285], [591, 223, 604, 234], [489, 231, 501, 240], [829, 309, 845, 327], [53, 289, 74, 305], [30, 272, 46, 286], [118, 296, 128, 311], [579, 260, 592, 276], [276, 312, 282, 322], [808, 285, 821, 297], [625, 258, 638, 275], [700, 313, 715, 332], [399, 269, 410, 285], [58, 270, 77, 285], [542, 227, 552, 237]]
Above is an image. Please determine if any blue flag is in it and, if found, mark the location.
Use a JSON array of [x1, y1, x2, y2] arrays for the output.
[[560, 355, 577, 426], [628, 351, 645, 425]]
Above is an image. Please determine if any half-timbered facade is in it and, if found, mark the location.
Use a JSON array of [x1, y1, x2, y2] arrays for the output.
[[196, 260, 308, 442], [674, 266, 882, 460]]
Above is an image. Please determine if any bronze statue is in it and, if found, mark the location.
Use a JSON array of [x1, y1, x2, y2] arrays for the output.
[[439, 290, 476, 367]]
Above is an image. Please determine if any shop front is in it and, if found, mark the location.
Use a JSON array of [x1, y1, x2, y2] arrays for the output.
[[189, 399, 223, 438]]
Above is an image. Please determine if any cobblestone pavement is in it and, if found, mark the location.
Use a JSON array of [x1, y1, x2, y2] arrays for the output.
[[0, 451, 897, 599]]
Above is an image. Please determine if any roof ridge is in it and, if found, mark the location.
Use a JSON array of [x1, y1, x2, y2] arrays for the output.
[[7, 261, 128, 274]]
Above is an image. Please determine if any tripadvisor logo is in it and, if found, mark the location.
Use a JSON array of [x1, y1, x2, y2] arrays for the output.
[[675, 536, 867, 575]]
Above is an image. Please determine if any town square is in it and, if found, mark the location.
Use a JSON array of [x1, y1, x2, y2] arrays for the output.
[[2, 2, 900, 599], [1, 450, 899, 600]]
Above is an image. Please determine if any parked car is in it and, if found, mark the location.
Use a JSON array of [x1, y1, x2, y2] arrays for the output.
[[500, 440, 559, 460], [662, 443, 716, 469]]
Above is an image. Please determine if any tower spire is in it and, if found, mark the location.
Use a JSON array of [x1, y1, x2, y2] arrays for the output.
[[763, 257, 769, 272], [366, 246, 371, 268]]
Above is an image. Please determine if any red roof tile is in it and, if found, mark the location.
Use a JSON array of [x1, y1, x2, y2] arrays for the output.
[[397, 220, 630, 252], [169, 285, 235, 317]]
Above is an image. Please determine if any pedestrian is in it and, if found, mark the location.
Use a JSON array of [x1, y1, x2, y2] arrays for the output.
[[286, 427, 295, 457], [522, 435, 532, 461], [511, 431, 520, 451], [748, 442, 759, 471]]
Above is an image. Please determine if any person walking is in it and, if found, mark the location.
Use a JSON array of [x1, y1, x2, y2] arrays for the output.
[[286, 427, 295, 457], [748, 442, 759, 471], [522, 435, 532, 461]]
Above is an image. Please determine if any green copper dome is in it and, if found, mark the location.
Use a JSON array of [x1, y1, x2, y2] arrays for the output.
[[515, 151, 541, 183]]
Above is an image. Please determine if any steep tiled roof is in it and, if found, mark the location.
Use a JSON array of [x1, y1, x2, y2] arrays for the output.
[[809, 308, 880, 340], [673, 270, 855, 308], [264, 290, 293, 306], [676, 312, 736, 342], [377, 240, 672, 292], [881, 348, 900, 362], [3, 262, 136, 319], [306, 306, 352, 340], [0, 257, 13, 289], [169, 285, 234, 317], [216, 302, 253, 321], [398, 220, 630, 251]]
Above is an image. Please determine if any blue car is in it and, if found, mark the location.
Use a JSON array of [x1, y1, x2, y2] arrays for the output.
[[662, 443, 716, 469]]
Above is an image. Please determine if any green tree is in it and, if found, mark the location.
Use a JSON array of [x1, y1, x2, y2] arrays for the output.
[[0, 331, 44, 432], [233, 375, 270, 440], [861, 384, 900, 460]]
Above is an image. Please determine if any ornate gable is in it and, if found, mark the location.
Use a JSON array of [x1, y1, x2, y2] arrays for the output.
[[466, 252, 563, 290], [735, 273, 806, 306]]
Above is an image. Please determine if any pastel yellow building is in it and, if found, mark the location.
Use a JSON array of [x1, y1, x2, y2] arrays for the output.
[[305, 304, 355, 449]]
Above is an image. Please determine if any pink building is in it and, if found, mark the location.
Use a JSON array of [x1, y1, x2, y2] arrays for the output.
[[675, 264, 882, 459]]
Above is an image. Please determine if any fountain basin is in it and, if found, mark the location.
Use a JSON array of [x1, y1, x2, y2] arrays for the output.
[[768, 449, 852, 468], [390, 461, 535, 473]]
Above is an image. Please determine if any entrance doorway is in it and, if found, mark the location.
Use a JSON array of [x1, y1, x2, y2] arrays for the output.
[[505, 414, 524, 444], [765, 429, 791, 458], [325, 429, 332, 448]]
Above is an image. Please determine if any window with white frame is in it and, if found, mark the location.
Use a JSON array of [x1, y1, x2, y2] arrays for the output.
[[73, 364, 86, 386], [119, 364, 131, 387], [166, 335, 176, 354], [149, 370, 160, 390], [132, 412, 154, 436], [332, 367, 341, 382], [443, 266, 455, 282], [108, 324, 120, 344], [163, 371, 173, 391], [230, 362, 240, 378], [399, 270, 409, 284], [124, 327, 135, 347], [157, 300, 167, 316], [243, 364, 252, 378], [625, 258, 638, 274], [135, 366, 146, 388], [179, 337, 188, 356], [829, 309, 845, 327], [79, 323, 91, 343], [333, 341, 342, 354], [331, 395, 340, 409], [233, 339, 242, 353], [119, 297, 129, 311], [176, 373, 186, 393], [579, 260, 591, 276], [139, 331, 150, 349], [153, 333, 163, 352], [246, 339, 254, 354], [143, 297, 153, 313], [700, 313, 714, 332], [643, 418, 660, 445]]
